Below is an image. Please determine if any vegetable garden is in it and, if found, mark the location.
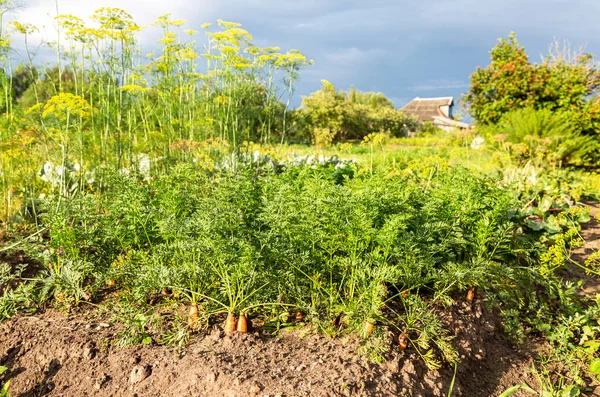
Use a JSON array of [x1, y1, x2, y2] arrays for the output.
[[1, 3, 600, 396]]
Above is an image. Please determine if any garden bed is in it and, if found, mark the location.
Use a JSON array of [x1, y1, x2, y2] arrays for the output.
[[0, 300, 543, 397]]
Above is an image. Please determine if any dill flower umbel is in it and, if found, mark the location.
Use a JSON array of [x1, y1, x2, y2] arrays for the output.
[[43, 93, 94, 120]]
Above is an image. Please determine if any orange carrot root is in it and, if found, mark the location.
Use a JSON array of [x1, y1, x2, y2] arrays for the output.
[[237, 314, 248, 333], [224, 313, 237, 335], [398, 333, 408, 350], [364, 320, 375, 335], [466, 287, 476, 302], [187, 305, 199, 327], [295, 311, 304, 322]]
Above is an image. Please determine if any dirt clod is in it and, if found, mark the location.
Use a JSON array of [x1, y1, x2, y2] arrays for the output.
[[129, 365, 151, 384]]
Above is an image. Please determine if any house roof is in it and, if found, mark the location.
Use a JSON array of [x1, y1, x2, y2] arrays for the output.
[[401, 97, 454, 122]]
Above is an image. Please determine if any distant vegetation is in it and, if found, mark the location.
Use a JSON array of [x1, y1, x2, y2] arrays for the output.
[[294, 81, 420, 145], [464, 33, 600, 167]]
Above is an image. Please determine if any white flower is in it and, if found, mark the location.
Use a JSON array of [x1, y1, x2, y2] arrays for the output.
[[137, 154, 151, 176], [85, 171, 95, 185], [43, 162, 53, 175], [471, 137, 485, 150]]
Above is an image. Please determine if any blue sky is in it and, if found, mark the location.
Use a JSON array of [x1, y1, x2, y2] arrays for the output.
[[10, 0, 600, 110]]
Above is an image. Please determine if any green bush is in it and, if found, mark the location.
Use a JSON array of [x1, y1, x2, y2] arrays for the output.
[[298, 81, 418, 144], [481, 108, 599, 166]]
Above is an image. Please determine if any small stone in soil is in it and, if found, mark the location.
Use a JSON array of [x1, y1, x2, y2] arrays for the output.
[[206, 371, 218, 383], [249, 382, 262, 395], [83, 345, 96, 360], [129, 365, 152, 384]]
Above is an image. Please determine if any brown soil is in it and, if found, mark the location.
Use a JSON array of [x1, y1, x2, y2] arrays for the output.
[[1, 205, 600, 397], [0, 301, 544, 397]]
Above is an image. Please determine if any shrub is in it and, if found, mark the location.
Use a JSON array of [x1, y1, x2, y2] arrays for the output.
[[481, 108, 598, 166]]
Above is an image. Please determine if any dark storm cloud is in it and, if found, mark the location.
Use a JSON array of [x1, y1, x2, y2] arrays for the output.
[[9, 0, 600, 107]]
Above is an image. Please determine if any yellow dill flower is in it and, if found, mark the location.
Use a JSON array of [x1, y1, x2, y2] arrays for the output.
[[217, 20, 242, 30], [24, 103, 43, 115], [220, 45, 237, 56], [10, 21, 38, 35], [585, 251, 600, 269], [0, 37, 12, 49], [43, 93, 93, 120], [171, 19, 187, 27], [362, 132, 387, 146], [215, 95, 229, 105], [158, 32, 176, 45], [152, 13, 172, 27], [120, 84, 148, 94], [339, 142, 353, 153], [178, 47, 199, 60]]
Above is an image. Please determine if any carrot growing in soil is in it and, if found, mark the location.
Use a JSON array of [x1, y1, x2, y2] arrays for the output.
[[224, 313, 237, 335], [466, 287, 475, 302], [187, 305, 199, 327], [364, 320, 375, 335], [398, 333, 408, 350], [237, 314, 248, 333]]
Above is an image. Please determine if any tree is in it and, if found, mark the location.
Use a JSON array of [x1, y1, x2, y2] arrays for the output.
[[299, 81, 417, 145], [463, 33, 600, 133], [300, 81, 418, 145], [11, 63, 37, 100], [18, 66, 77, 109]]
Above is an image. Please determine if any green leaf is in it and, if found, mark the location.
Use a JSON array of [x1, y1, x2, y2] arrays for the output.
[[520, 384, 537, 394], [589, 358, 600, 374], [583, 340, 600, 354], [578, 212, 591, 223], [538, 195, 553, 213], [142, 336, 152, 345], [499, 385, 524, 397], [562, 385, 580, 397], [525, 218, 545, 231], [0, 366, 6, 376], [499, 384, 537, 397], [1, 379, 10, 396], [543, 222, 562, 234]]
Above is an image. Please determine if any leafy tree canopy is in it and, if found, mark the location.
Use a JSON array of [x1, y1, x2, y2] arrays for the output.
[[463, 33, 600, 134]]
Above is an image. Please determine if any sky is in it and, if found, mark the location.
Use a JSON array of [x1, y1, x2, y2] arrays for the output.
[[7, 0, 600, 110]]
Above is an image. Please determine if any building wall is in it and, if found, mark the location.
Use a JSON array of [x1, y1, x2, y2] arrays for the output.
[[439, 105, 451, 118]]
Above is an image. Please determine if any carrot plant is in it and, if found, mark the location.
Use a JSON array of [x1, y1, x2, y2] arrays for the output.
[[0, 149, 596, 375], [0, 365, 9, 397]]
